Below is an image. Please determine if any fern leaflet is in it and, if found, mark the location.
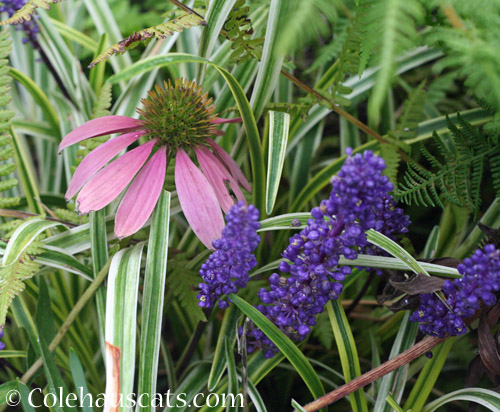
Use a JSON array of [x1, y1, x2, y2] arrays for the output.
[[89, 12, 206, 68], [396, 114, 500, 215], [0, 0, 62, 25]]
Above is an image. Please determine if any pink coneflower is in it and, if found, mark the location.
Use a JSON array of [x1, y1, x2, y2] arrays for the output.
[[59, 78, 250, 249]]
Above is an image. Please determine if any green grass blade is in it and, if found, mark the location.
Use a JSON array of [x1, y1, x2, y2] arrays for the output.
[[366, 229, 430, 276], [403, 338, 454, 412], [422, 388, 500, 412], [137, 190, 171, 412], [230, 294, 325, 401], [2, 218, 64, 266], [69, 349, 94, 412], [90, 210, 108, 342], [0, 381, 17, 406], [208, 304, 240, 390], [266, 111, 290, 214], [249, 0, 291, 120], [10, 128, 44, 215], [197, 0, 237, 82], [373, 313, 418, 412], [326, 300, 369, 412], [104, 242, 145, 412], [9, 68, 60, 133]]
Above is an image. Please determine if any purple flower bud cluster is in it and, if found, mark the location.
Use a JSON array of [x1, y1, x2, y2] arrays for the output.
[[0, 0, 39, 45], [198, 202, 261, 309], [246, 150, 410, 357], [411, 244, 500, 337], [0, 329, 5, 351]]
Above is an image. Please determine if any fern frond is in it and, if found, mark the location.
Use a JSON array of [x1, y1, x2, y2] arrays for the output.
[[0, 239, 41, 327], [0, 29, 18, 211], [223, 0, 264, 64], [166, 262, 206, 323], [392, 82, 427, 140], [0, 0, 62, 25], [360, 0, 423, 124], [396, 116, 499, 213], [91, 82, 112, 120], [380, 143, 400, 185], [89, 12, 206, 68]]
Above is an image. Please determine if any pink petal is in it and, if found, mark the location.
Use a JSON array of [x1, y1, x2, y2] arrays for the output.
[[114, 146, 167, 238], [208, 139, 252, 192], [65, 131, 145, 200], [175, 149, 224, 249], [196, 146, 245, 213], [59, 115, 141, 152], [76, 140, 156, 214], [210, 117, 242, 124]]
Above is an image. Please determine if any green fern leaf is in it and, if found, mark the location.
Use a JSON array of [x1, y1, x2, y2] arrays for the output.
[[0, 0, 62, 25], [89, 12, 206, 68], [166, 259, 206, 323], [223, 0, 264, 64], [0, 240, 40, 327], [360, 0, 423, 125], [392, 82, 427, 140], [396, 116, 498, 213], [380, 143, 400, 185], [0, 29, 18, 211]]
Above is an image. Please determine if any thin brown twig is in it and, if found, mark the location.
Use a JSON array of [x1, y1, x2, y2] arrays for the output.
[[296, 336, 445, 412], [0, 208, 77, 227]]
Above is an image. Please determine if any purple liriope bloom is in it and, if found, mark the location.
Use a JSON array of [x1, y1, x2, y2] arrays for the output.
[[246, 150, 410, 357], [411, 244, 500, 338], [0, 0, 39, 45], [197, 202, 261, 309], [0, 329, 5, 351]]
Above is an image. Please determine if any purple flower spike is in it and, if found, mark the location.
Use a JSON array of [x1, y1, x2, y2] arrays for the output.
[[246, 150, 410, 357], [0, 329, 5, 351], [411, 244, 500, 337], [197, 202, 261, 309]]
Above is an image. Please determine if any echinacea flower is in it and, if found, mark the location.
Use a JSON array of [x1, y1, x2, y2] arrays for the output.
[[59, 79, 250, 248]]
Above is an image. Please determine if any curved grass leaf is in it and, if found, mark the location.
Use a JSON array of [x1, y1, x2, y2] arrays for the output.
[[229, 293, 325, 402], [366, 229, 430, 276], [266, 111, 290, 214], [137, 190, 171, 412], [197, 0, 237, 81], [326, 301, 369, 412], [2, 218, 64, 266], [69, 349, 94, 412], [104, 242, 145, 412], [0, 381, 17, 406], [249, 0, 291, 120], [403, 338, 454, 412], [373, 312, 418, 412], [208, 304, 240, 390], [258, 212, 310, 232], [422, 388, 500, 412]]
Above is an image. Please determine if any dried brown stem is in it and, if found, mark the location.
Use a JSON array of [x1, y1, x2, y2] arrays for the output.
[[297, 336, 445, 412]]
